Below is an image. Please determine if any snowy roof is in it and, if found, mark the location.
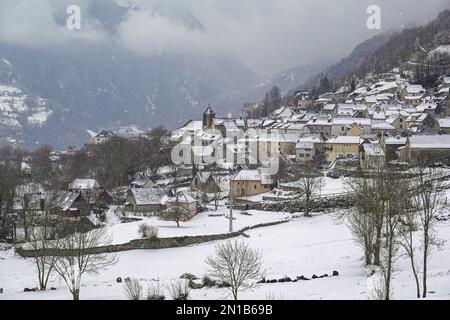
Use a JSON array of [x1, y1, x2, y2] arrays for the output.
[[222, 120, 240, 131], [350, 86, 368, 96], [166, 191, 197, 204], [258, 133, 299, 143], [373, 109, 386, 120], [180, 120, 203, 131], [231, 169, 273, 184], [307, 118, 333, 126], [69, 179, 99, 190], [410, 135, 450, 149], [298, 134, 322, 144], [55, 191, 82, 211], [363, 144, 385, 157], [404, 94, 425, 100], [438, 118, 450, 128], [323, 104, 337, 111], [131, 176, 154, 188], [363, 96, 378, 103], [286, 123, 306, 130], [405, 84, 425, 94], [384, 136, 407, 145], [246, 119, 263, 127], [194, 172, 213, 184], [130, 188, 168, 205], [95, 130, 116, 138], [296, 141, 315, 150], [416, 103, 437, 112], [332, 118, 371, 126], [327, 136, 363, 145], [438, 87, 449, 94], [272, 107, 294, 118], [15, 183, 44, 197], [371, 121, 396, 130]]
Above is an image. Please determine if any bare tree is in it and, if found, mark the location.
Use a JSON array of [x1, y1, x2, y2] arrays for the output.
[[297, 163, 322, 217], [212, 174, 225, 211], [343, 201, 376, 266], [53, 226, 117, 300], [28, 206, 61, 291], [411, 166, 445, 298], [123, 278, 144, 300], [344, 167, 406, 280], [206, 240, 264, 300], [147, 281, 165, 300], [0, 161, 21, 242], [138, 223, 158, 239], [168, 280, 190, 300], [399, 196, 421, 299], [345, 168, 389, 267], [377, 172, 408, 300]]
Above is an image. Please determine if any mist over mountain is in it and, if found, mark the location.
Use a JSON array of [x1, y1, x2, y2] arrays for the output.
[[0, 0, 449, 149], [0, 1, 258, 149]]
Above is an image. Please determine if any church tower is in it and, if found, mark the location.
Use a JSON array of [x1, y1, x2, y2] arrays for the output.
[[203, 104, 216, 129]]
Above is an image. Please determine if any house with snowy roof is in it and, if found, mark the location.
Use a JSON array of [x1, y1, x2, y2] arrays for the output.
[[190, 172, 221, 193], [68, 178, 100, 200], [325, 136, 370, 162], [230, 169, 274, 199], [94, 130, 117, 145], [131, 175, 155, 189], [331, 118, 371, 137], [416, 102, 438, 115], [307, 117, 333, 137], [400, 134, 450, 163], [166, 191, 198, 218], [400, 84, 426, 106], [386, 114, 408, 133], [371, 121, 397, 135], [125, 188, 169, 214], [380, 135, 408, 161], [436, 118, 450, 133], [359, 143, 385, 169], [55, 191, 90, 217]]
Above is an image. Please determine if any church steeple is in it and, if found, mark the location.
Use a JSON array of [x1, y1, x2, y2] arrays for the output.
[[203, 104, 216, 129]]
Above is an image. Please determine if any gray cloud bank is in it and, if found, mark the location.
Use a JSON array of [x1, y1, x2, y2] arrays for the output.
[[0, 0, 449, 77]]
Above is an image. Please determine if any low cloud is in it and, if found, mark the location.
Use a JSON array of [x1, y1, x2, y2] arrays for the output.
[[0, 0, 449, 77], [0, 0, 108, 49], [116, 9, 214, 56]]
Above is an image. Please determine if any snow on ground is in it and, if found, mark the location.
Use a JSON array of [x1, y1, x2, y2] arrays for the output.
[[1, 210, 450, 300], [107, 208, 289, 245], [319, 177, 347, 196]]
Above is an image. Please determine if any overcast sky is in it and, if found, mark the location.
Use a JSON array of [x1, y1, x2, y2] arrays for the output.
[[0, 0, 449, 77]]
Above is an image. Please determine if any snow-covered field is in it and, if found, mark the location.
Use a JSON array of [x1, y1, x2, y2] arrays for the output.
[[106, 208, 290, 245], [1, 203, 449, 300]]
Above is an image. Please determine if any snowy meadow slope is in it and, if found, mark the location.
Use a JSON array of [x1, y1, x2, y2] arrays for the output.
[[1, 197, 449, 300]]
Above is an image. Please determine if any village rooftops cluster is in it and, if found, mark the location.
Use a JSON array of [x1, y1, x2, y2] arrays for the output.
[[170, 70, 449, 177]]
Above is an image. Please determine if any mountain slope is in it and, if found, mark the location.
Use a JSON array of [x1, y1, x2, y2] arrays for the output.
[[297, 9, 450, 92], [0, 1, 259, 149]]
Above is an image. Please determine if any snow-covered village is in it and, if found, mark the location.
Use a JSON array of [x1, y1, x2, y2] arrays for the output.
[[1, 1, 450, 306]]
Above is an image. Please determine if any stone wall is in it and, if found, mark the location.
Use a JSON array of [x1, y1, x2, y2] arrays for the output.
[[16, 220, 288, 258]]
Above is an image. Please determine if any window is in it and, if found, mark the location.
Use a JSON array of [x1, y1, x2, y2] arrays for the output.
[[341, 126, 345, 131], [254, 185, 257, 189], [299, 154, 304, 158]]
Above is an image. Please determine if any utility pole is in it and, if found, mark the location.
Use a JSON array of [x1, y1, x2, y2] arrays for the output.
[[229, 199, 233, 233]]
